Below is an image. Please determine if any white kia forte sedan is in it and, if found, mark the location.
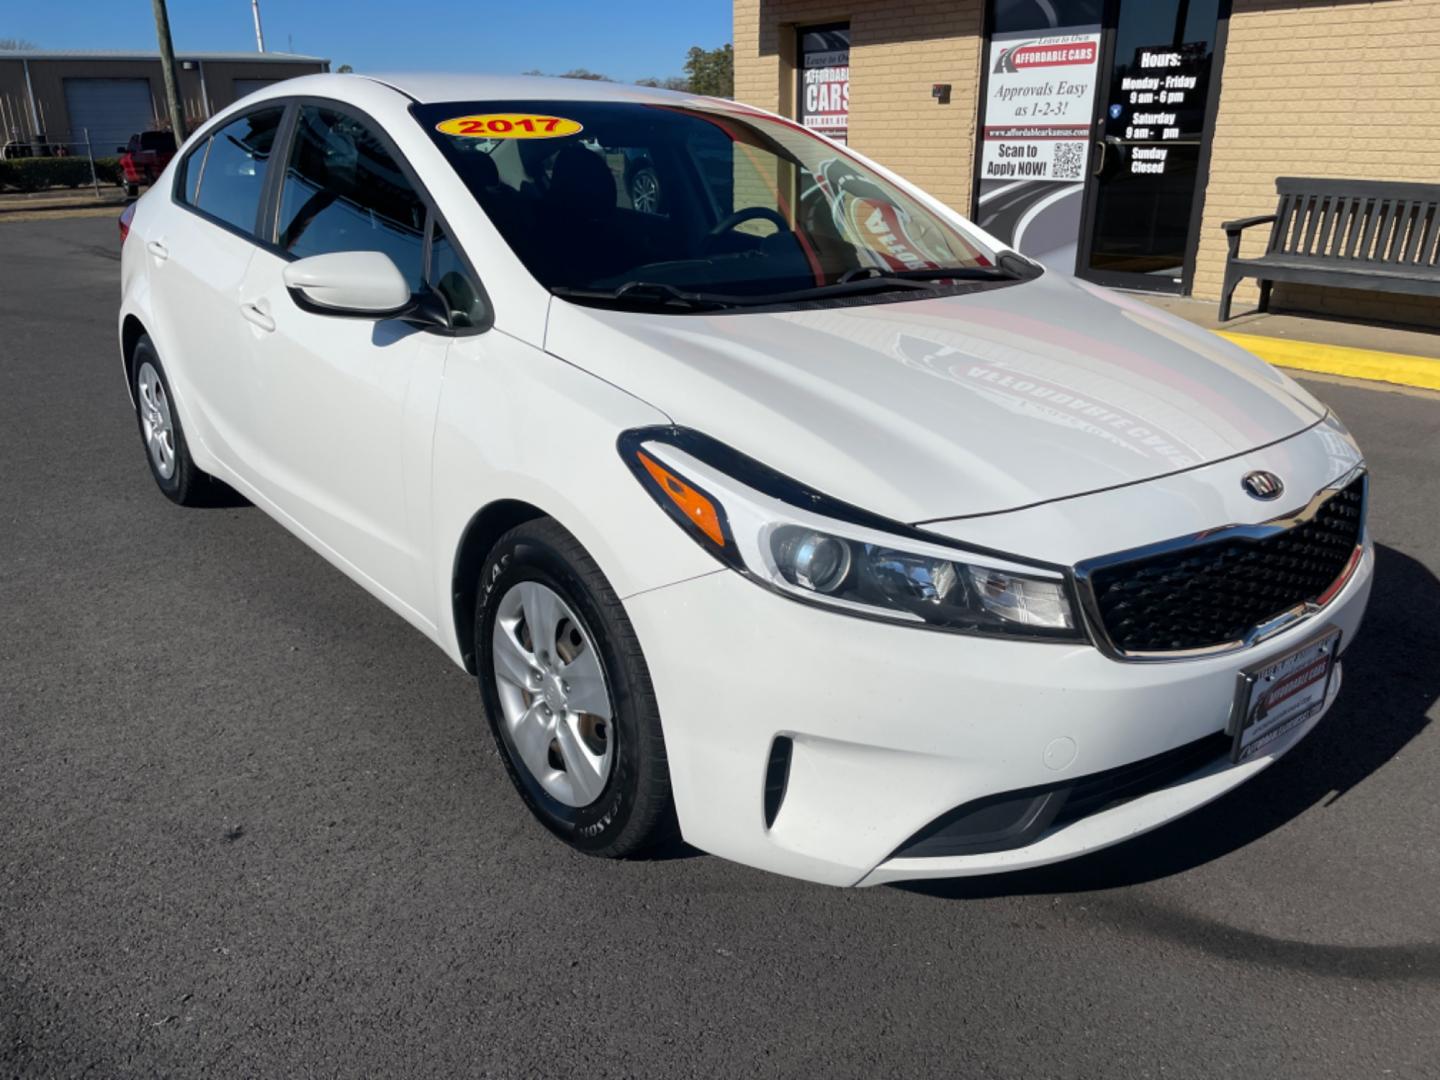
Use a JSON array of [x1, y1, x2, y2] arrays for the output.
[[117, 74, 1372, 887]]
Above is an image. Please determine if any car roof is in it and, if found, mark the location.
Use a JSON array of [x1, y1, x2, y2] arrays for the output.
[[357, 71, 706, 107]]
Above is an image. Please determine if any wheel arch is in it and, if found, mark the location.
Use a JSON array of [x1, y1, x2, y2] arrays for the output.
[[120, 313, 148, 403], [451, 498, 549, 673]]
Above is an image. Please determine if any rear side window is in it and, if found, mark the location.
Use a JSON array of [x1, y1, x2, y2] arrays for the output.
[[277, 106, 426, 291], [187, 107, 285, 234]]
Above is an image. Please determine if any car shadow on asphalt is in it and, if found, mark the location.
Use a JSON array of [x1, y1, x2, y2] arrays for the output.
[[897, 542, 1438, 901]]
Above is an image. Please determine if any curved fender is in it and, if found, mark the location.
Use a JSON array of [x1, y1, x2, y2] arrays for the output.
[[429, 330, 721, 666]]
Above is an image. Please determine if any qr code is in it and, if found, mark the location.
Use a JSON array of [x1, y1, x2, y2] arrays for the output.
[[1052, 141, 1084, 180]]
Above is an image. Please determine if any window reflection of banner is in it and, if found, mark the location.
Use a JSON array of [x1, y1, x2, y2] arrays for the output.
[[798, 26, 850, 143], [975, 26, 1101, 270]]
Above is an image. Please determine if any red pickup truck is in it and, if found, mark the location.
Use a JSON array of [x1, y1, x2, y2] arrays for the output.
[[118, 131, 177, 197]]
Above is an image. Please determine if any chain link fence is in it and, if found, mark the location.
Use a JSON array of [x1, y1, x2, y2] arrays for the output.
[[0, 131, 118, 197]]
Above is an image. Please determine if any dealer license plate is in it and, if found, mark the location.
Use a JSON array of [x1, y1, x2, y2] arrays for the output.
[[1230, 628, 1341, 764]]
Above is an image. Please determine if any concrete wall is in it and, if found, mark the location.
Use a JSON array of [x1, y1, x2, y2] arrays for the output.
[[0, 57, 325, 147], [735, 0, 1440, 329]]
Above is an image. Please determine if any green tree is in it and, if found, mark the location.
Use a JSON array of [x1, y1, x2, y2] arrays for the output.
[[683, 43, 733, 98], [559, 68, 613, 82], [336, 63, 354, 74], [522, 68, 614, 81]]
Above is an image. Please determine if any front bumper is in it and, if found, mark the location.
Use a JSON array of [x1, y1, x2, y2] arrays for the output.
[[624, 539, 1372, 887]]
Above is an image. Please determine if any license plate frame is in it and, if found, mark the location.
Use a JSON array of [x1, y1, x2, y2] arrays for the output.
[[1228, 627, 1342, 764]]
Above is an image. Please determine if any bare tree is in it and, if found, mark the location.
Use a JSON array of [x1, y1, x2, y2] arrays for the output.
[[0, 38, 39, 50]]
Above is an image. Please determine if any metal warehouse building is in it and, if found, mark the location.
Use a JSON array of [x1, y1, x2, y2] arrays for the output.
[[734, 0, 1440, 326], [0, 50, 329, 155]]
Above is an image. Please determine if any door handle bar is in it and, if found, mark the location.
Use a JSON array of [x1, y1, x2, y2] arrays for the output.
[[240, 302, 275, 333]]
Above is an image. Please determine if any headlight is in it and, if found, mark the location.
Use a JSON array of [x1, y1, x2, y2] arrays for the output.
[[621, 428, 1084, 642]]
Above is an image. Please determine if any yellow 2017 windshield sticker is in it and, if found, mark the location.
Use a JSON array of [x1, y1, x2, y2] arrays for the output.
[[436, 114, 583, 139]]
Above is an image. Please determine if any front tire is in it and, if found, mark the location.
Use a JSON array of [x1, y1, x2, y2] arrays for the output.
[[476, 518, 675, 858]]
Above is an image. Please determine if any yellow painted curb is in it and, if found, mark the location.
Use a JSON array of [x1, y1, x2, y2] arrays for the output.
[[1217, 331, 1440, 392]]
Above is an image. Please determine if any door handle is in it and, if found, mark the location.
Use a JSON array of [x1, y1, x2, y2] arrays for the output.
[[146, 239, 168, 261], [1093, 139, 1106, 176], [240, 301, 275, 333]]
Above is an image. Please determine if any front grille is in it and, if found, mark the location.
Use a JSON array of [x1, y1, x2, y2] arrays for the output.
[[1086, 475, 1365, 655]]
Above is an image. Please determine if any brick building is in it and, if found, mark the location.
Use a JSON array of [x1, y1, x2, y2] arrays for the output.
[[0, 50, 328, 155], [734, 0, 1440, 326]]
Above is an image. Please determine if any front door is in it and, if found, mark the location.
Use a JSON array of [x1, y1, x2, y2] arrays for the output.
[[235, 103, 438, 614], [974, 0, 1226, 294], [1077, 0, 1225, 290]]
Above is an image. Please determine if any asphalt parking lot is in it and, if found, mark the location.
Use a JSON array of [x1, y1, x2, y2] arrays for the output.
[[3, 215, 1438, 1079]]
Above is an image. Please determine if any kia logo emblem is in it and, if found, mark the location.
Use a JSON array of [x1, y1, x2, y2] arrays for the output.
[[1242, 470, 1285, 500]]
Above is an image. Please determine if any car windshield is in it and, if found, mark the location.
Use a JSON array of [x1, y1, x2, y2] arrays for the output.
[[414, 98, 1013, 309]]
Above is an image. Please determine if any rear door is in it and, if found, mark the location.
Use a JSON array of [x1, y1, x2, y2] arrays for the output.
[[235, 102, 445, 615], [150, 104, 287, 468]]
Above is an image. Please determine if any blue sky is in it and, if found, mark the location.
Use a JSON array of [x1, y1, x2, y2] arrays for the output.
[[6, 1, 732, 83]]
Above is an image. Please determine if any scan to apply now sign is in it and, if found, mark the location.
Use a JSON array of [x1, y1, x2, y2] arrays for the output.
[[980, 31, 1101, 183]]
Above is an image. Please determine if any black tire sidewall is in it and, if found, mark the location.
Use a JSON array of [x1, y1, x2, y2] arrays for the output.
[[476, 530, 645, 853]]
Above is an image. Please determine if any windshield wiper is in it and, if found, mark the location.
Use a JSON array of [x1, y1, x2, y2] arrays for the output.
[[551, 281, 735, 311], [839, 263, 1026, 285], [552, 263, 1026, 315]]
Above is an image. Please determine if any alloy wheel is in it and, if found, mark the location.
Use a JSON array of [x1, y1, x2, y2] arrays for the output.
[[630, 169, 661, 214]]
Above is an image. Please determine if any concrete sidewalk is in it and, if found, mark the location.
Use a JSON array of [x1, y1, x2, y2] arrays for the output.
[[0, 187, 130, 216], [1142, 294, 1440, 390]]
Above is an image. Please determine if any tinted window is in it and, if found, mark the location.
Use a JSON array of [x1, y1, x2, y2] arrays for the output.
[[191, 108, 284, 234], [278, 106, 426, 291], [430, 224, 486, 329], [140, 131, 176, 153], [417, 99, 995, 299]]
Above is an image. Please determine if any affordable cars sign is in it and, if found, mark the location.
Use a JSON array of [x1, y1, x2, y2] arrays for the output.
[[798, 25, 850, 143]]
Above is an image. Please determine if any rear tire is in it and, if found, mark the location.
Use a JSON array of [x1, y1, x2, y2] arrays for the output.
[[129, 335, 227, 507], [475, 518, 676, 858]]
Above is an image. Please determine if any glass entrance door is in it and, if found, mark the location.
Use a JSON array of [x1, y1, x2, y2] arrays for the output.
[[1077, 0, 1224, 290]]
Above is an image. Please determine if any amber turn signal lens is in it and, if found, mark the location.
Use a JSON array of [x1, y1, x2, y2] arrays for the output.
[[636, 451, 726, 548]]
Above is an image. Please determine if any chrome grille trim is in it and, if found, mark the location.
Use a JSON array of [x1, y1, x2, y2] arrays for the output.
[[1074, 467, 1368, 662]]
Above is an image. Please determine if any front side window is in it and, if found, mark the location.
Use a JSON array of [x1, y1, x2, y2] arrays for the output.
[[188, 107, 285, 234], [277, 106, 427, 291], [430, 223, 487, 329], [414, 99, 1006, 309]]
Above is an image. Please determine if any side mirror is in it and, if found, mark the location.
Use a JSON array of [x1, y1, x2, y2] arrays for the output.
[[283, 251, 414, 318]]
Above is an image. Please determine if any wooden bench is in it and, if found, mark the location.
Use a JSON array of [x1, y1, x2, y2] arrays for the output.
[[1219, 177, 1440, 321]]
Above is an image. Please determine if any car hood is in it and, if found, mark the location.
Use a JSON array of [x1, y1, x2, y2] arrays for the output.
[[543, 272, 1327, 522]]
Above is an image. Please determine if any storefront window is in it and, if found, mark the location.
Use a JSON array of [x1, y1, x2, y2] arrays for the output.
[[797, 24, 850, 143]]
